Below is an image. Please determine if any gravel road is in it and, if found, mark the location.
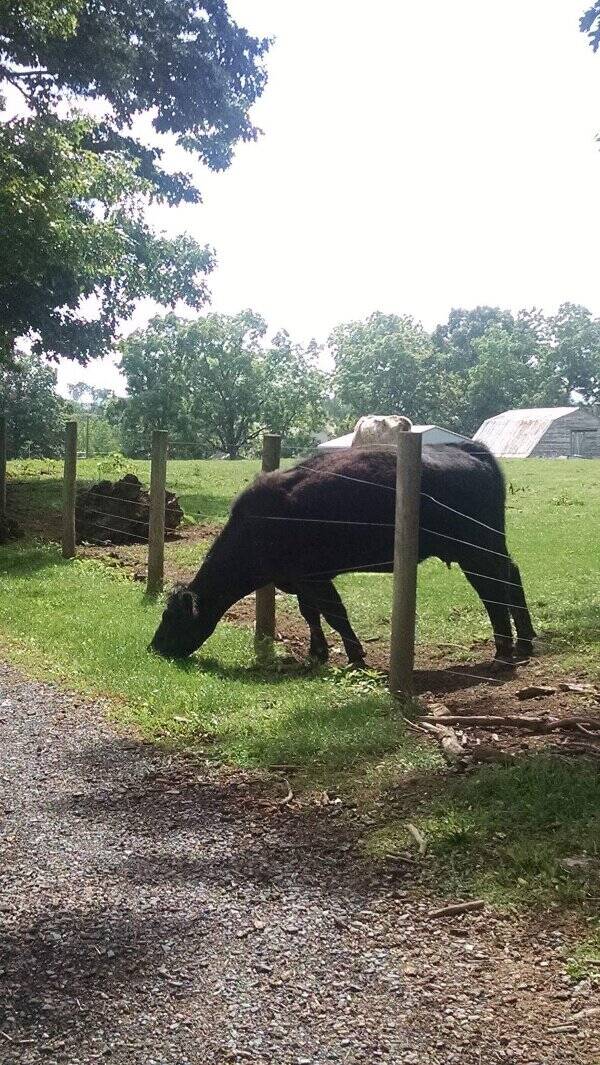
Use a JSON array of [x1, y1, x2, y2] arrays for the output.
[[1, 660, 598, 1065]]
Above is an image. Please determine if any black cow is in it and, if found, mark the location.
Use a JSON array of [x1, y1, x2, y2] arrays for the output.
[[150, 442, 535, 664]]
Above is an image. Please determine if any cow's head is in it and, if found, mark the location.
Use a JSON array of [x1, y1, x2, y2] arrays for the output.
[[149, 585, 209, 659]]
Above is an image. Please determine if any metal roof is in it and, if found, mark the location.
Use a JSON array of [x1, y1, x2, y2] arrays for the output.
[[473, 407, 576, 457]]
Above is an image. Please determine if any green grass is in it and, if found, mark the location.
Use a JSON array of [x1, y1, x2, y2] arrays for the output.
[[566, 925, 600, 982], [0, 542, 433, 777], [6, 455, 282, 524], [3, 455, 600, 917], [12, 454, 599, 668], [364, 755, 600, 909]]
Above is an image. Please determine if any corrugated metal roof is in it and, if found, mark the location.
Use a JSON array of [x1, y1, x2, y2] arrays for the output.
[[473, 407, 575, 457]]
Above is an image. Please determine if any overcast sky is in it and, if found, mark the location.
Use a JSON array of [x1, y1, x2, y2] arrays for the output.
[[57, 0, 600, 396]]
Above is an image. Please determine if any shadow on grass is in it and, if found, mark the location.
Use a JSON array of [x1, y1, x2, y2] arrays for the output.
[[178, 651, 519, 699], [1, 542, 72, 577]]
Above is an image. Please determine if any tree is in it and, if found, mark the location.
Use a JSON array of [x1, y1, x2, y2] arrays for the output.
[[432, 306, 517, 371], [261, 332, 327, 454], [0, 351, 70, 456], [329, 312, 452, 428], [464, 327, 540, 434], [0, 116, 215, 366], [581, 4, 600, 51], [120, 312, 327, 458], [67, 381, 122, 455], [536, 303, 600, 405], [0, 2, 269, 364]]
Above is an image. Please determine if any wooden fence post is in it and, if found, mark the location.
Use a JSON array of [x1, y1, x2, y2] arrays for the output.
[[389, 429, 422, 697], [255, 433, 282, 657], [0, 415, 6, 519], [62, 420, 78, 559], [147, 430, 169, 596]]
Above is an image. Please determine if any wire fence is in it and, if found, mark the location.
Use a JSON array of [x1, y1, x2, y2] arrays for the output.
[[3, 418, 546, 690]]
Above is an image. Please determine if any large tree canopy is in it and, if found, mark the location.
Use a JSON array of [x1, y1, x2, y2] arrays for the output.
[[0, 1, 269, 365], [0, 351, 70, 456], [119, 312, 327, 458], [330, 305, 600, 437]]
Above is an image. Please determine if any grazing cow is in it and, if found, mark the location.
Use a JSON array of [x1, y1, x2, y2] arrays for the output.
[[150, 442, 535, 664]]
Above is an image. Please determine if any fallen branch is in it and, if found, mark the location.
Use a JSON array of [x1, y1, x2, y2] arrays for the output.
[[276, 778, 294, 806], [417, 713, 600, 735], [406, 822, 427, 855], [549, 741, 600, 760], [429, 899, 485, 919]]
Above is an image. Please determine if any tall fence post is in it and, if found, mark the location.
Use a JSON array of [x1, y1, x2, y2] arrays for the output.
[[255, 433, 282, 658], [389, 429, 422, 698], [0, 415, 6, 519], [147, 430, 169, 596], [62, 420, 78, 559]]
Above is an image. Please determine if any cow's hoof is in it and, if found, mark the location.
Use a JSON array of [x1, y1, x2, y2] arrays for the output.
[[515, 639, 534, 660], [491, 655, 515, 672], [345, 657, 368, 672]]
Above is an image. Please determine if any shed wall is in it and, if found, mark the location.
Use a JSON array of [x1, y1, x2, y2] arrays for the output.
[[531, 409, 600, 458]]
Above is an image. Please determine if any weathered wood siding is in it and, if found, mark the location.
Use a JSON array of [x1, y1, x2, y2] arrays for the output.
[[531, 408, 600, 458]]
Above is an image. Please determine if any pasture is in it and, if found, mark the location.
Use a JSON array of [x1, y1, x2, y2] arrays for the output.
[[1, 454, 600, 916]]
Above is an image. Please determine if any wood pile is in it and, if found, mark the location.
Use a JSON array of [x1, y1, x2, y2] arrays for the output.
[[75, 474, 183, 545]]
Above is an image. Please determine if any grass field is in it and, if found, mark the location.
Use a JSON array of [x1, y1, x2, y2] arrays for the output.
[[2, 454, 600, 914]]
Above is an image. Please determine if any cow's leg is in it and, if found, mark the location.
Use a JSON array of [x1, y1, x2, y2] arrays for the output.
[[459, 564, 514, 661], [296, 594, 329, 662], [507, 561, 536, 657], [297, 579, 365, 665]]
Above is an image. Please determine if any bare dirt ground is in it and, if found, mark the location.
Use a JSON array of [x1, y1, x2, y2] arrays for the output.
[[1, 660, 599, 1065]]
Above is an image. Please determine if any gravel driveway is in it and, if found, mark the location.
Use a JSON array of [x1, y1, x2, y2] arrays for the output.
[[0, 660, 598, 1065]]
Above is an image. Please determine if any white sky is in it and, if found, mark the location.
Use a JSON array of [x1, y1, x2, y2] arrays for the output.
[[57, 0, 600, 396]]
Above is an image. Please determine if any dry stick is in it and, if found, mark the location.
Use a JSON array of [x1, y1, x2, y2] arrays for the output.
[[406, 822, 427, 855], [254, 433, 281, 659], [416, 714, 600, 734], [147, 430, 168, 595], [420, 720, 466, 765], [62, 420, 78, 559], [429, 900, 485, 919], [389, 430, 422, 697], [0, 414, 6, 518], [276, 778, 294, 806]]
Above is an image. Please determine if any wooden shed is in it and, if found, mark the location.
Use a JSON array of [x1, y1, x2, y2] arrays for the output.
[[473, 406, 600, 458]]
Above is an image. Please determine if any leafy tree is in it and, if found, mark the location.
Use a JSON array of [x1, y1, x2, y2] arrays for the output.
[[0, 351, 70, 456], [464, 327, 540, 434], [0, 116, 215, 366], [432, 306, 517, 371], [67, 381, 122, 454], [260, 332, 327, 454], [329, 312, 452, 428], [0, 2, 269, 365], [536, 303, 600, 405], [581, 3, 600, 51], [120, 312, 327, 458]]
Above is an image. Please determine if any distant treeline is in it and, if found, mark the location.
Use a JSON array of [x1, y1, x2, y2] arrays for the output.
[[2, 303, 599, 460]]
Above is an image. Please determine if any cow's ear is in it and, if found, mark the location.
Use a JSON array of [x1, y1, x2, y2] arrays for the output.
[[178, 591, 198, 619]]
